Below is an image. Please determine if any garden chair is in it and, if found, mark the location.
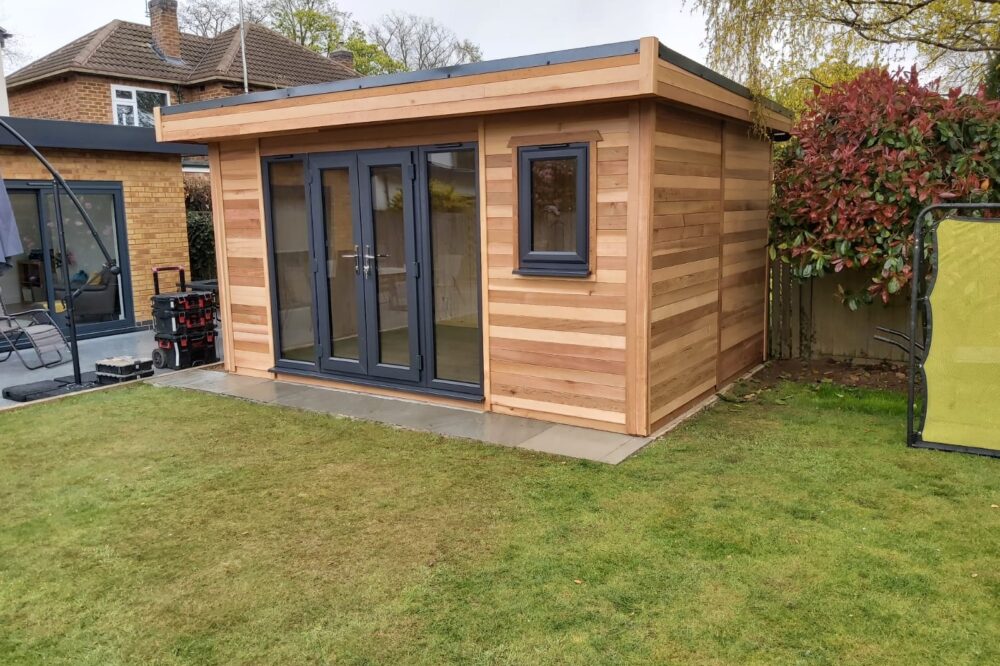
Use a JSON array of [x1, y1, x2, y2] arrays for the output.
[[0, 286, 71, 370]]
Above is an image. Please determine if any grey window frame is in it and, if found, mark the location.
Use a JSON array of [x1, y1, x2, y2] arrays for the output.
[[516, 142, 590, 277]]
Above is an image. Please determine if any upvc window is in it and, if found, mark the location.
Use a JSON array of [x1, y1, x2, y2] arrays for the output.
[[111, 85, 170, 128], [516, 143, 590, 277]]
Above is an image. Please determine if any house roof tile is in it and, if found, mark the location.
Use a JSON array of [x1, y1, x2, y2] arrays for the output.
[[7, 20, 356, 89]]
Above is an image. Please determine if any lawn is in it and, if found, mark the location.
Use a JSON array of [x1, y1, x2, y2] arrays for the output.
[[1, 380, 997, 665]]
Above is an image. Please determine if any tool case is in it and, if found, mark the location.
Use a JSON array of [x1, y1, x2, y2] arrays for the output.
[[96, 356, 155, 376], [153, 331, 218, 370], [150, 266, 220, 370]]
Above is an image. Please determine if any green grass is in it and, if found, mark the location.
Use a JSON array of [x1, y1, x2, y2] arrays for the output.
[[1, 380, 997, 665]]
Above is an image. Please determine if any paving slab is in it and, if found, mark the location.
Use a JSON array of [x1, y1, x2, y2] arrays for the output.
[[147, 369, 654, 464]]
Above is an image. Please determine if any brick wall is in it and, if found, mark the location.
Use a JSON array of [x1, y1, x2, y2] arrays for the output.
[[0, 147, 189, 323], [9, 75, 267, 124]]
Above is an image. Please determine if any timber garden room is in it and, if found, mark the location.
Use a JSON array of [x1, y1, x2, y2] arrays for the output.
[[155, 37, 792, 438]]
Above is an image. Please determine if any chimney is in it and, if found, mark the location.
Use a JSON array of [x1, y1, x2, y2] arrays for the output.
[[149, 0, 181, 61], [0, 27, 11, 116], [328, 48, 355, 71]]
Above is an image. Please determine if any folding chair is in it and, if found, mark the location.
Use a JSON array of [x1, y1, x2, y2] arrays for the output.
[[0, 286, 71, 369]]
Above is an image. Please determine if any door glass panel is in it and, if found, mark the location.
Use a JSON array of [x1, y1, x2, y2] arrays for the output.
[[369, 165, 409, 367], [427, 150, 480, 384], [321, 168, 360, 361], [44, 191, 124, 324], [0, 193, 48, 314], [268, 161, 315, 363]]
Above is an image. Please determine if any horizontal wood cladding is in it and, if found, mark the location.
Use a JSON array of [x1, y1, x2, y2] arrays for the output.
[[655, 61, 792, 133], [159, 56, 644, 142], [648, 105, 723, 427], [483, 105, 632, 431], [718, 122, 770, 384], [215, 139, 274, 373]]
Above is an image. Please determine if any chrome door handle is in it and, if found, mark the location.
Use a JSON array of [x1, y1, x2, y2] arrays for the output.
[[341, 245, 361, 274], [362, 245, 389, 278]]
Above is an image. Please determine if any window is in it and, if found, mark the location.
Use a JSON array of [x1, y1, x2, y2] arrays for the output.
[[111, 85, 169, 128], [517, 143, 590, 276]]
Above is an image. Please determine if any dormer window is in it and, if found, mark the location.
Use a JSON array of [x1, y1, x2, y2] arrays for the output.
[[111, 85, 169, 128]]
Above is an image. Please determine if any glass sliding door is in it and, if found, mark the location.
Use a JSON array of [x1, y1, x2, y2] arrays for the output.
[[44, 191, 126, 326], [0, 191, 49, 315], [1, 181, 133, 337], [265, 146, 481, 398], [420, 147, 482, 390], [266, 160, 317, 366], [311, 154, 365, 375], [358, 151, 420, 382]]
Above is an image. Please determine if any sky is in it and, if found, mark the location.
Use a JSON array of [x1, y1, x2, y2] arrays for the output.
[[0, 0, 710, 73]]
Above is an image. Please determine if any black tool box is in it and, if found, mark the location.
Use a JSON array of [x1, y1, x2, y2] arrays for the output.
[[94, 356, 155, 385], [153, 331, 218, 370], [150, 266, 219, 370], [152, 307, 215, 335]]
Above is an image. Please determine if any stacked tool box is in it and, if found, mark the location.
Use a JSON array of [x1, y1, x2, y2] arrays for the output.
[[96, 357, 155, 385], [150, 267, 219, 370]]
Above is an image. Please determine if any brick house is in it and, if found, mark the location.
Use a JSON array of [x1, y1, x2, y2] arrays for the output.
[[6, 0, 357, 126], [2, 0, 356, 337]]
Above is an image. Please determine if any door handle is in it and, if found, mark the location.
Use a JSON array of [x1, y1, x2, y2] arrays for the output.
[[340, 245, 361, 275], [362, 245, 389, 278]]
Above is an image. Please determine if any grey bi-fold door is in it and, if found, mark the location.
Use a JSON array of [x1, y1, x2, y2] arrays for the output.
[[270, 144, 482, 398], [311, 149, 421, 383]]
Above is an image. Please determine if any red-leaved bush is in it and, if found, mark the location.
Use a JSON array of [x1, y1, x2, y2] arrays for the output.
[[771, 68, 1000, 307]]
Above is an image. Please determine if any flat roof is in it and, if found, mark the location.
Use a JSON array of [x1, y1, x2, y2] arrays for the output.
[[161, 39, 790, 118], [0, 116, 207, 155]]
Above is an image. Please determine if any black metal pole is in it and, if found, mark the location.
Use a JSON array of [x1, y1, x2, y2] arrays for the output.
[[50, 183, 83, 385]]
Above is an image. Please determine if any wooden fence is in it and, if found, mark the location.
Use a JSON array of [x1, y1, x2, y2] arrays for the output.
[[769, 261, 917, 362]]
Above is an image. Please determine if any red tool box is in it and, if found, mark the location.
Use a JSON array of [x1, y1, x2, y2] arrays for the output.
[[150, 266, 219, 370]]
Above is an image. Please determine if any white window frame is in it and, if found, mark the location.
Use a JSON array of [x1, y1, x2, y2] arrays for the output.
[[110, 84, 171, 128]]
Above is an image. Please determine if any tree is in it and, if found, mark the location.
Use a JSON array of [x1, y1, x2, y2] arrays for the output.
[[986, 52, 1000, 99], [342, 29, 405, 76], [179, 0, 267, 37], [369, 12, 483, 71], [266, 0, 350, 53], [771, 68, 1000, 308], [688, 0, 1000, 92]]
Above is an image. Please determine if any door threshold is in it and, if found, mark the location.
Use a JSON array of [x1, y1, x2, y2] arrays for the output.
[[270, 366, 485, 404]]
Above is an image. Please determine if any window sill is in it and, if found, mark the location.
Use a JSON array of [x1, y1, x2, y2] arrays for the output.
[[512, 267, 592, 278]]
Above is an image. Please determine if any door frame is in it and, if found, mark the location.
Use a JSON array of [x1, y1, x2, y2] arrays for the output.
[[262, 145, 484, 401], [3, 179, 135, 338]]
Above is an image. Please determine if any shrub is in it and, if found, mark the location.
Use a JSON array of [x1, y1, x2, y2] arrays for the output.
[[184, 175, 216, 280], [771, 68, 1000, 307]]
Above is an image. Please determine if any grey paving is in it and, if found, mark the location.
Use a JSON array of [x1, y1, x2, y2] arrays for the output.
[[148, 369, 657, 464], [0, 329, 174, 410]]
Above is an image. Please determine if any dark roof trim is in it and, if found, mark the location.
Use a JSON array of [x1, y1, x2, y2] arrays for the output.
[[657, 43, 792, 118], [0, 117, 207, 155], [162, 40, 643, 115], [161, 38, 791, 120]]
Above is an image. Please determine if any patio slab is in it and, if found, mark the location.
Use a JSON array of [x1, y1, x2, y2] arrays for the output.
[[147, 369, 657, 464], [0, 329, 176, 410]]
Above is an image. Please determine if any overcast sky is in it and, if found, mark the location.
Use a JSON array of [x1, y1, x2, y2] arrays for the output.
[[0, 0, 710, 72]]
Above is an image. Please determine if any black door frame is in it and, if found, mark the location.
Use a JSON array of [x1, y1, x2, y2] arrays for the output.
[[3, 179, 135, 338], [263, 144, 484, 401]]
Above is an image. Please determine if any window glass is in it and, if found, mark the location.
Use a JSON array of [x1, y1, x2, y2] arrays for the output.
[[517, 143, 590, 276], [321, 168, 360, 361], [115, 105, 135, 126], [427, 149, 480, 384], [530, 157, 579, 253], [136, 90, 168, 128], [268, 161, 315, 363], [115, 89, 133, 100]]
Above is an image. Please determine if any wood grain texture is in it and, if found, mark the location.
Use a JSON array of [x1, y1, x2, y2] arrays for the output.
[[648, 104, 723, 425], [718, 121, 770, 385], [215, 139, 273, 374], [483, 104, 632, 432]]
